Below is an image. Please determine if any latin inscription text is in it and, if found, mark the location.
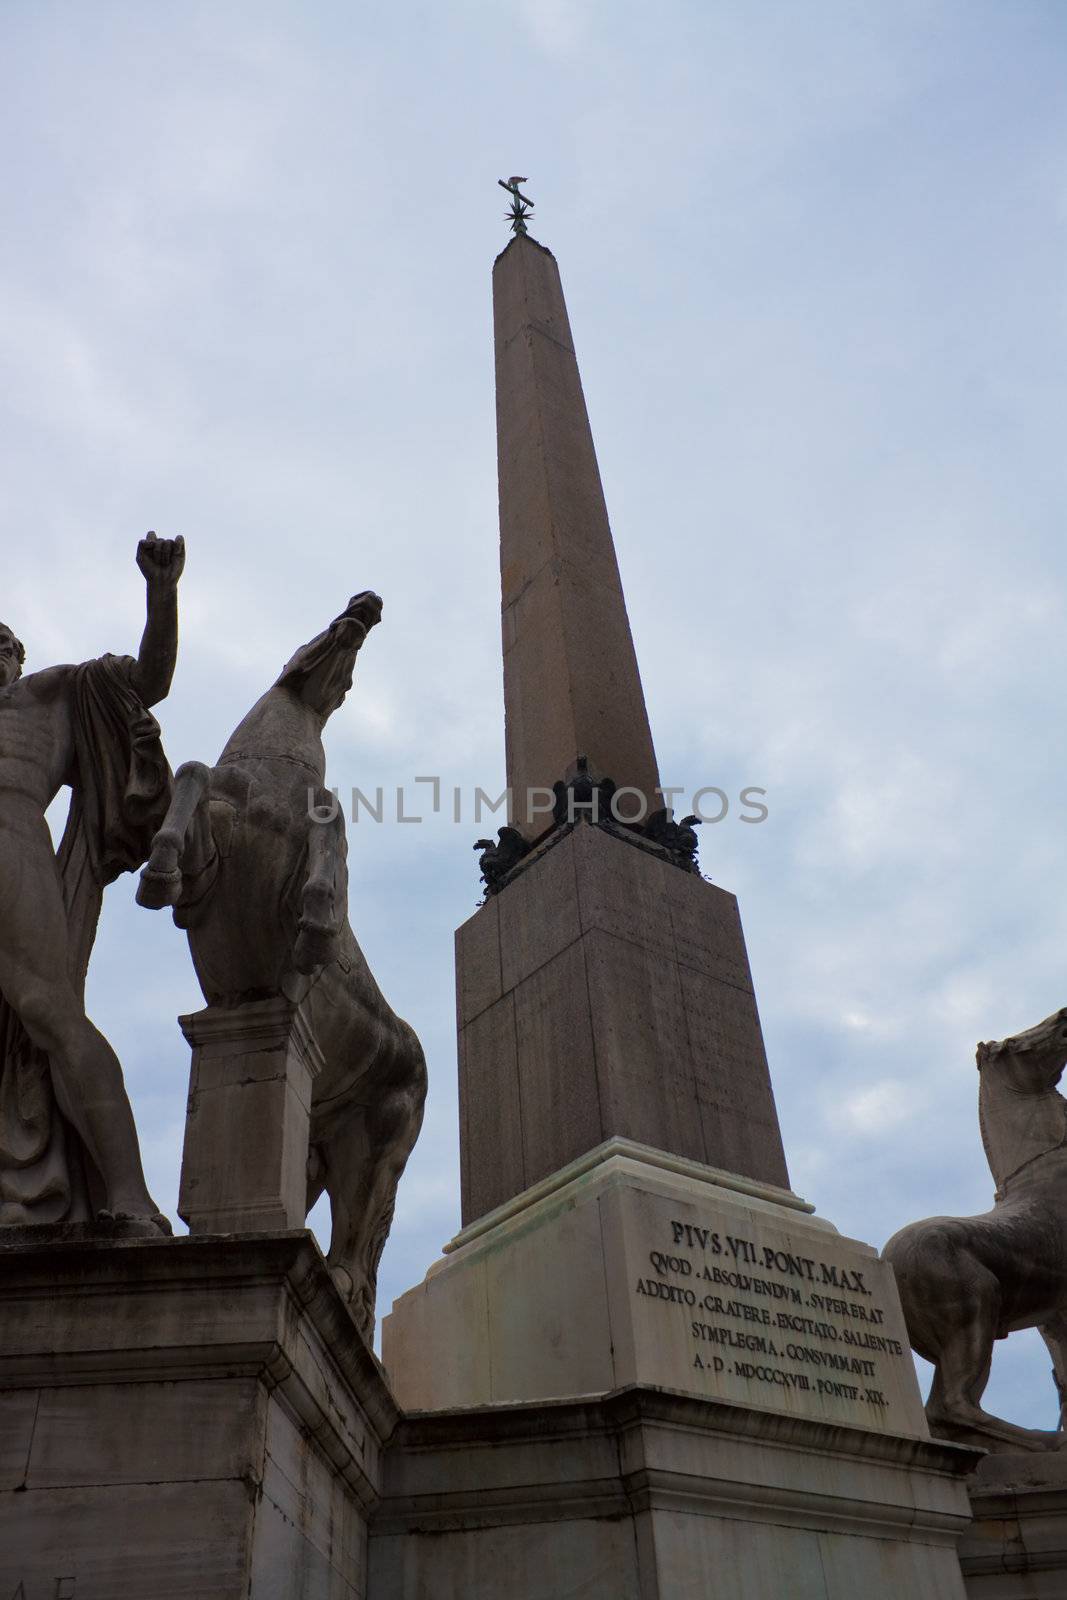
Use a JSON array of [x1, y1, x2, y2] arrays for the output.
[[633, 1217, 910, 1420]]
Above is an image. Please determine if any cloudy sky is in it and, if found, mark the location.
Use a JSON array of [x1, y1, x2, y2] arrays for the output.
[[3, 1, 1066, 1427]]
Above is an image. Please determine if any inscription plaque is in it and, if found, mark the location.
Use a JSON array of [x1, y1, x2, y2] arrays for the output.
[[385, 1143, 929, 1438], [610, 1175, 927, 1435], [634, 1216, 904, 1416]]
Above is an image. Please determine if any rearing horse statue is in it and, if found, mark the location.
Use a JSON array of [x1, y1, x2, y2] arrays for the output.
[[137, 591, 427, 1338], [883, 1006, 1067, 1451]]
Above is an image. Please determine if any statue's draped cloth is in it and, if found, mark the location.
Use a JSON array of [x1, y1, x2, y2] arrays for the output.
[[0, 655, 170, 1223]]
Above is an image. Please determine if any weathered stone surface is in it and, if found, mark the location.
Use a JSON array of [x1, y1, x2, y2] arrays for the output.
[[368, 1386, 978, 1599], [0, 1388, 36, 1489], [884, 1005, 1067, 1454], [960, 1451, 1067, 1596], [250, 1401, 368, 1599], [2, 1480, 257, 1600], [22, 1378, 261, 1488], [386, 1236, 492, 1411], [137, 592, 427, 1336], [455, 887, 502, 1027], [494, 233, 660, 831], [511, 939, 602, 1183], [497, 827, 581, 992], [179, 997, 323, 1234], [0, 1232, 397, 1600], [457, 995, 525, 1224], [0, 533, 183, 1233], [583, 924, 705, 1165], [481, 1179, 613, 1405], [456, 825, 789, 1223], [384, 1140, 927, 1441]]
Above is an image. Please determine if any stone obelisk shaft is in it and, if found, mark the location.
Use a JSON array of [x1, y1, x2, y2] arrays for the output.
[[494, 234, 660, 830], [455, 229, 790, 1227]]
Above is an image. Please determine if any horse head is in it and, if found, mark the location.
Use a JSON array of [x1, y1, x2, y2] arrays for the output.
[[278, 591, 383, 723], [977, 1006, 1067, 1092], [977, 1006, 1067, 1193]]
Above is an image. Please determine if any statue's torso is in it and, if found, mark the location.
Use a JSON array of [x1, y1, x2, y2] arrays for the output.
[[0, 665, 76, 811]]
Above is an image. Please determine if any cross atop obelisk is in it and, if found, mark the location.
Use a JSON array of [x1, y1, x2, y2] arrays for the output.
[[497, 175, 534, 235], [492, 205, 660, 832]]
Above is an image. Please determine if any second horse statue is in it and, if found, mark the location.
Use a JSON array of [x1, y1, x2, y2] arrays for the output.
[[137, 591, 427, 1337], [884, 1005, 1067, 1452]]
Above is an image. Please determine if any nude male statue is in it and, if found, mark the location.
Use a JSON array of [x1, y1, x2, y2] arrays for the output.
[[0, 532, 184, 1233]]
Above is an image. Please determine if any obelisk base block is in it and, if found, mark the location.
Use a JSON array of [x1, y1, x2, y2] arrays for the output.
[[379, 1140, 979, 1597], [0, 1231, 396, 1599], [369, 1387, 978, 1600], [179, 997, 323, 1234], [384, 1138, 927, 1432]]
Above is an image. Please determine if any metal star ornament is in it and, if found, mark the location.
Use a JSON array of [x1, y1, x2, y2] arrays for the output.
[[498, 176, 534, 235]]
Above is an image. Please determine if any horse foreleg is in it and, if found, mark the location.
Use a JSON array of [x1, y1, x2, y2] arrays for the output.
[[925, 1310, 995, 1438], [1038, 1314, 1067, 1440], [294, 802, 348, 975], [137, 761, 212, 909], [320, 1029, 427, 1340], [889, 1221, 1061, 1451]]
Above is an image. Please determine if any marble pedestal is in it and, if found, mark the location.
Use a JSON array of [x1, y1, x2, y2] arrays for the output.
[[179, 997, 323, 1234], [381, 1139, 980, 1597], [370, 1387, 978, 1600], [456, 821, 789, 1225], [0, 1230, 396, 1600], [959, 1453, 1067, 1597]]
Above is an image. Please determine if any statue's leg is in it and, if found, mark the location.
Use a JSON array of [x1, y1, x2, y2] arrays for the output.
[[904, 1225, 1061, 1450], [320, 1027, 427, 1338], [925, 1299, 995, 1433], [137, 760, 212, 909], [0, 868, 166, 1231], [1038, 1315, 1067, 1439], [294, 804, 348, 975]]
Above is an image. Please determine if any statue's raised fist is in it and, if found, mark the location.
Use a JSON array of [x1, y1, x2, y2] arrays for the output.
[[136, 531, 186, 587]]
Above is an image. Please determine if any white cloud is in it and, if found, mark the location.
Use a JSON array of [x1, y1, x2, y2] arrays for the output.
[[830, 1078, 920, 1137], [515, 0, 590, 59]]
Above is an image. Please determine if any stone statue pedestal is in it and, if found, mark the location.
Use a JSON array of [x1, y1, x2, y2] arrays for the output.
[[379, 1140, 980, 1597], [959, 1452, 1067, 1596], [0, 1230, 395, 1599], [457, 823, 789, 1226], [178, 997, 323, 1234]]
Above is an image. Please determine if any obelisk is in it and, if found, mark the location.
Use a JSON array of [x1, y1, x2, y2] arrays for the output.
[[456, 209, 790, 1224], [379, 200, 977, 1600], [494, 230, 660, 832]]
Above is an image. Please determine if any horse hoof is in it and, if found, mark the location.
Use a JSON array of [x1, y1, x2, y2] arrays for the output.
[[328, 1266, 374, 1338], [137, 866, 182, 909]]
